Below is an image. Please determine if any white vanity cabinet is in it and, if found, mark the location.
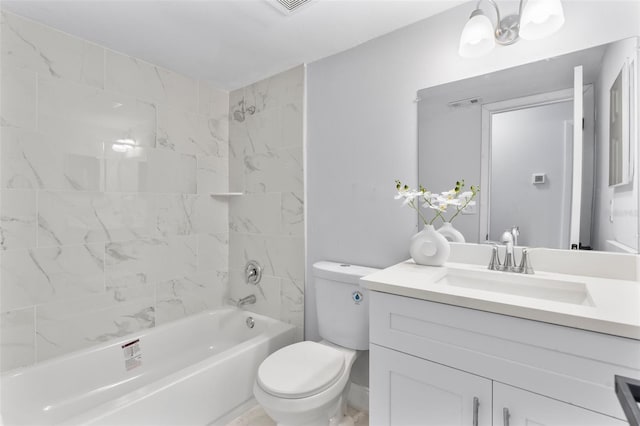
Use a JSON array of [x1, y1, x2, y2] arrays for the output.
[[492, 383, 627, 426], [368, 291, 640, 426], [371, 344, 492, 426]]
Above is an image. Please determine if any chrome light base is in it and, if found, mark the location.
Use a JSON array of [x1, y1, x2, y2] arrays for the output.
[[495, 14, 520, 45]]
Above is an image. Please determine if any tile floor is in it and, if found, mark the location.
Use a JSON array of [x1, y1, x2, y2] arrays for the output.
[[225, 404, 369, 426]]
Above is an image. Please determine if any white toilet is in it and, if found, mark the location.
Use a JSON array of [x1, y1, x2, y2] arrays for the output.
[[253, 261, 379, 426]]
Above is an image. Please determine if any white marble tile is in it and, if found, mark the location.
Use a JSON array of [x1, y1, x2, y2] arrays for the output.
[[281, 101, 304, 149], [197, 155, 228, 194], [104, 145, 151, 193], [1, 11, 104, 88], [147, 149, 197, 194], [241, 76, 274, 114], [228, 138, 245, 193], [104, 147, 196, 194], [198, 80, 229, 118], [155, 194, 197, 237], [244, 146, 304, 194], [231, 106, 282, 155], [157, 106, 227, 157], [155, 194, 226, 236], [36, 286, 155, 362], [0, 307, 35, 372], [37, 191, 156, 247], [238, 65, 303, 115], [1, 127, 103, 191], [273, 65, 304, 109], [39, 76, 157, 151], [194, 195, 228, 234], [105, 236, 197, 289], [0, 244, 105, 312], [229, 269, 281, 319], [197, 233, 229, 273], [101, 193, 157, 241], [280, 276, 304, 331], [229, 233, 305, 280], [156, 270, 227, 325], [0, 65, 37, 130], [229, 193, 282, 235], [0, 190, 37, 251], [105, 50, 197, 112], [281, 192, 304, 236]]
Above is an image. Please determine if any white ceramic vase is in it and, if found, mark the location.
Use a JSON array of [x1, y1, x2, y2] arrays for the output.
[[437, 222, 466, 243], [409, 224, 451, 266]]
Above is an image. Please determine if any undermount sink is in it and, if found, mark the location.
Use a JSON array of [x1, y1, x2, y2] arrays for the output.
[[434, 268, 594, 306]]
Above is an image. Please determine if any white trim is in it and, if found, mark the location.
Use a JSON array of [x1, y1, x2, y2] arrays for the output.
[[570, 65, 583, 249]]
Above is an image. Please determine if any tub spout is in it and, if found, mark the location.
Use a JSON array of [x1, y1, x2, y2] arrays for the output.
[[231, 294, 256, 308]]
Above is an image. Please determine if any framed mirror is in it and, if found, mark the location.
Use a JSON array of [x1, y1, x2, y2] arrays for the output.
[[417, 37, 639, 253]]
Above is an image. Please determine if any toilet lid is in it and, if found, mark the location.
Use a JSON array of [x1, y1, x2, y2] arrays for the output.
[[257, 341, 345, 399]]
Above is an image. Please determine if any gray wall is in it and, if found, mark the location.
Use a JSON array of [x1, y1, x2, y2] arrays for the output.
[[306, 1, 640, 343], [419, 104, 482, 241], [306, 2, 640, 390], [305, 9, 640, 403]]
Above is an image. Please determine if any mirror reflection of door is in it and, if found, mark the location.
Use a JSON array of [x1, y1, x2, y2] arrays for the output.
[[489, 101, 573, 248], [482, 83, 595, 249]]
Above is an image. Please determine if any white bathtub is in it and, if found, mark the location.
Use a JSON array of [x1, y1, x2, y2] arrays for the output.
[[1, 308, 295, 425]]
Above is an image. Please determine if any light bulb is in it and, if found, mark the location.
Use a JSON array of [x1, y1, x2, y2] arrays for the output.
[[459, 10, 496, 58], [520, 0, 565, 40]]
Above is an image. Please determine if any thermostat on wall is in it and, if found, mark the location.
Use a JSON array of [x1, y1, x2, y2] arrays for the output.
[[532, 173, 546, 184]]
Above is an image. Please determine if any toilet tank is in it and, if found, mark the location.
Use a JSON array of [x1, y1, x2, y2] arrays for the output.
[[313, 261, 380, 350]]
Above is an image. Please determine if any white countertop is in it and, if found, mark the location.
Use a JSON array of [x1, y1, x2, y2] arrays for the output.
[[360, 260, 640, 340]]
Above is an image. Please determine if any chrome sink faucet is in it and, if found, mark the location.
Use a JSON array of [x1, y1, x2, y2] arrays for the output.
[[500, 230, 516, 272], [487, 228, 534, 274]]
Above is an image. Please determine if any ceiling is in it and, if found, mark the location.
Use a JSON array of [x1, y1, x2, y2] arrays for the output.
[[1, 0, 466, 90]]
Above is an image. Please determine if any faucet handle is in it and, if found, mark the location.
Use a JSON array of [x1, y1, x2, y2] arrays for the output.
[[518, 248, 534, 274], [488, 245, 502, 271], [503, 251, 516, 272]]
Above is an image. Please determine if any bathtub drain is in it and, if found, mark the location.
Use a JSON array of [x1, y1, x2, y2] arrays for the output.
[[246, 317, 255, 329]]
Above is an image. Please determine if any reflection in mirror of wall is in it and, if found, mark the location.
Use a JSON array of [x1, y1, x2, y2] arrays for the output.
[[418, 37, 639, 254]]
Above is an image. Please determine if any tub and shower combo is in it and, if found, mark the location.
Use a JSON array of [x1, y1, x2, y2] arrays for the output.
[[1, 308, 295, 425]]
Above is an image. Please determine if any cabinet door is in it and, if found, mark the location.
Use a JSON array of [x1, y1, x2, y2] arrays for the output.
[[370, 344, 492, 426], [493, 382, 627, 426]]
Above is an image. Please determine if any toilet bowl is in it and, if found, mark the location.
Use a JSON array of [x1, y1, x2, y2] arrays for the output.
[[253, 340, 359, 426], [253, 261, 379, 426]]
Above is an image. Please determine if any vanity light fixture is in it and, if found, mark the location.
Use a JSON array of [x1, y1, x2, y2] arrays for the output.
[[458, 0, 565, 58]]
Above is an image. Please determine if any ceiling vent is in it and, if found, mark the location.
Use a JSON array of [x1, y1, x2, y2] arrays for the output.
[[267, 0, 315, 15]]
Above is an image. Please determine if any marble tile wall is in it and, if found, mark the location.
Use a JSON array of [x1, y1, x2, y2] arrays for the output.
[[228, 66, 305, 341], [0, 11, 230, 371]]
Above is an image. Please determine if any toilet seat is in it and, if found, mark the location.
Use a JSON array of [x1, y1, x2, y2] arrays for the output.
[[256, 341, 345, 399]]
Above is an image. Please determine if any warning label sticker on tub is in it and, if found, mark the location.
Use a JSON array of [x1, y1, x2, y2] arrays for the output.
[[122, 339, 142, 371]]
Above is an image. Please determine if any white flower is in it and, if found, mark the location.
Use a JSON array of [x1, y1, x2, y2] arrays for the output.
[[442, 190, 456, 199], [395, 190, 421, 205]]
